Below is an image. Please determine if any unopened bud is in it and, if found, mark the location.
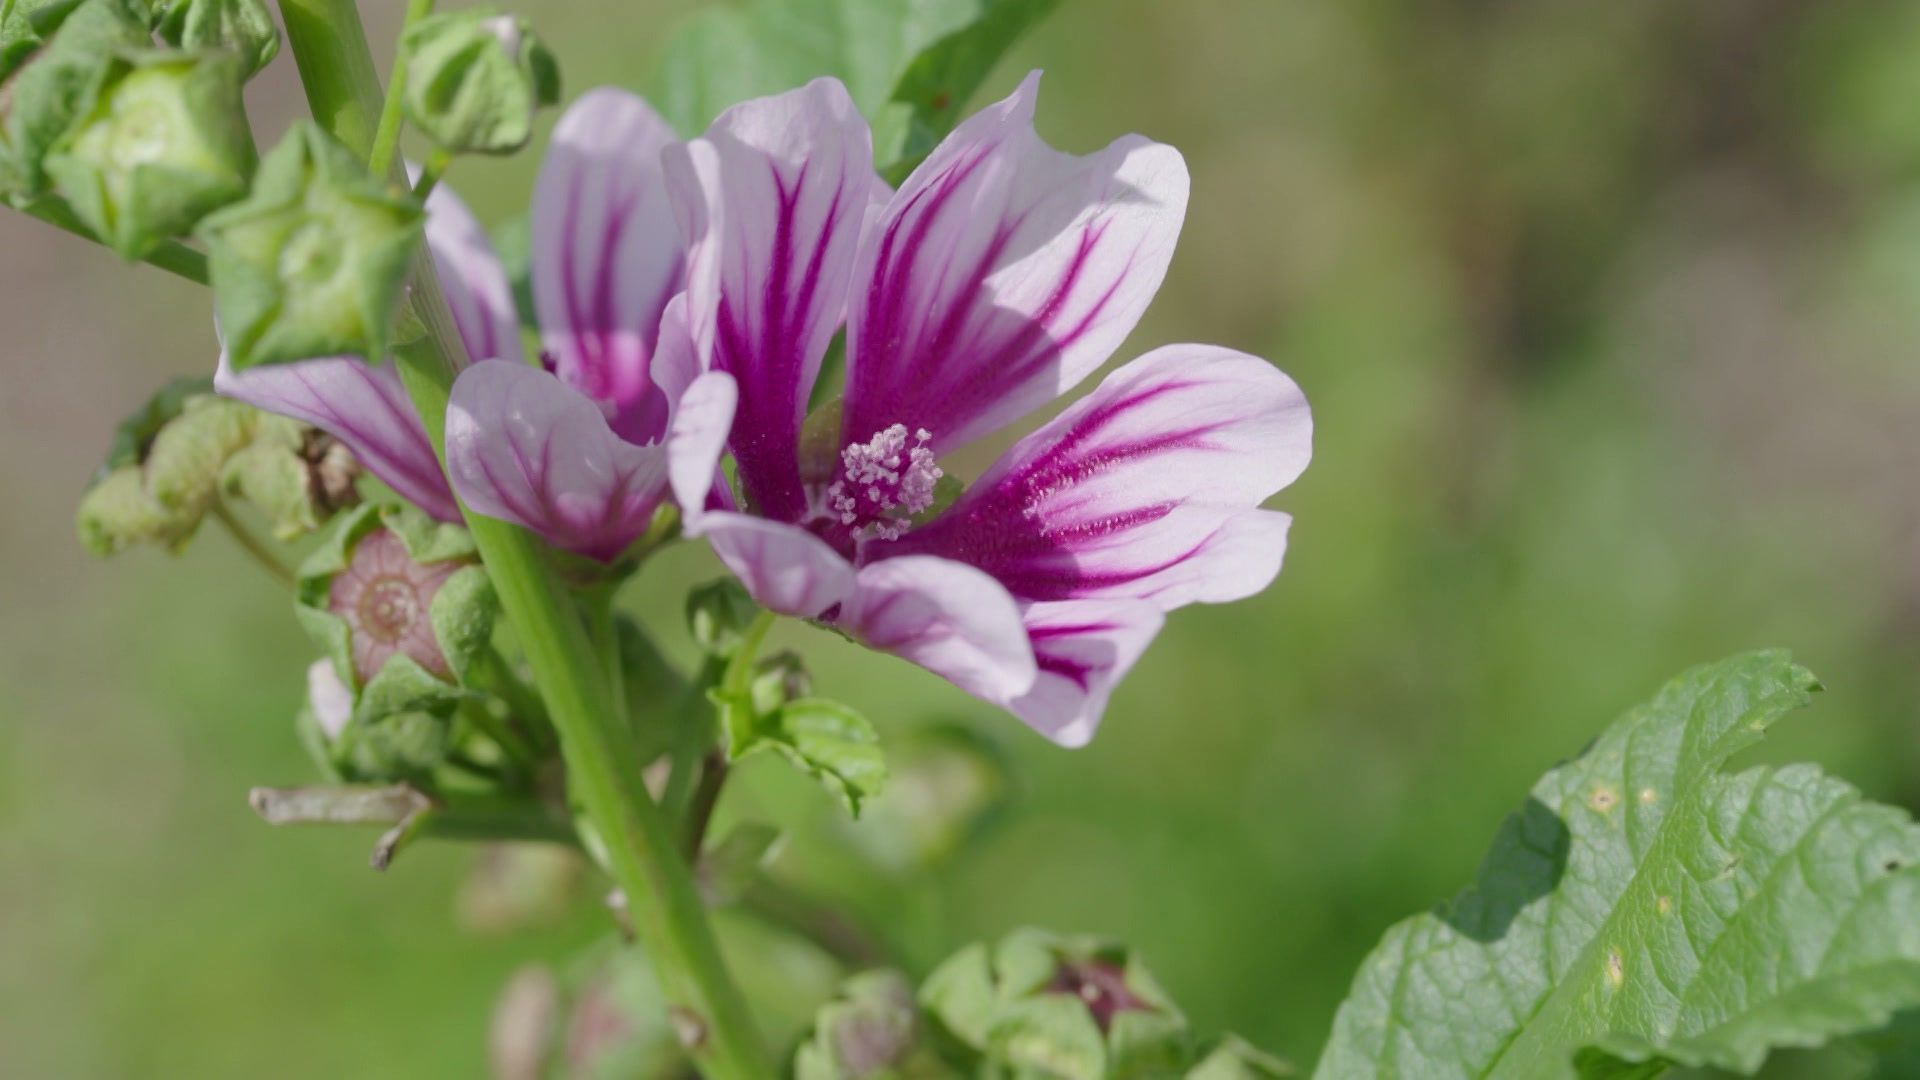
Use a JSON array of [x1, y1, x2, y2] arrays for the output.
[[199, 122, 424, 371], [686, 578, 761, 658], [43, 48, 254, 257], [399, 9, 559, 155], [796, 970, 936, 1080], [221, 416, 362, 539], [0, 0, 150, 193], [75, 462, 198, 554], [153, 0, 280, 79], [139, 390, 254, 512], [749, 650, 810, 716]]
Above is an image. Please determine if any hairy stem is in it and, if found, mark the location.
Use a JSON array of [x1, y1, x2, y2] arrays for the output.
[[211, 501, 295, 586], [274, 4, 770, 1074]]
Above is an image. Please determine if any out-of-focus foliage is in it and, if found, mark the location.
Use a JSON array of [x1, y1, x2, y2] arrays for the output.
[[6, 0, 1920, 1077]]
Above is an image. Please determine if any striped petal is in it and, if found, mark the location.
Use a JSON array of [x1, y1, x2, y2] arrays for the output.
[[424, 180, 522, 367], [846, 555, 1038, 709], [664, 77, 878, 523], [533, 88, 684, 445], [842, 71, 1188, 455], [665, 370, 738, 527], [445, 359, 668, 562], [883, 344, 1310, 609], [1010, 600, 1164, 748], [214, 351, 458, 522], [696, 512, 857, 620]]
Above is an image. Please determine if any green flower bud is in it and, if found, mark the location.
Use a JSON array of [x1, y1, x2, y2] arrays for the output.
[[43, 48, 255, 257], [0, 0, 84, 83], [141, 391, 254, 511], [921, 930, 1190, 1080], [1186, 1035, 1294, 1079], [152, 0, 278, 79], [75, 461, 198, 554], [199, 122, 425, 371], [686, 577, 761, 658], [399, 8, 558, 155], [295, 502, 496, 694], [220, 415, 362, 539], [797, 970, 955, 1080], [0, 0, 149, 193]]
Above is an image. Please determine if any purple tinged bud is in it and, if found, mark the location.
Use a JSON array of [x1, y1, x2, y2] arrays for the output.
[[326, 527, 460, 683], [1046, 959, 1147, 1033]]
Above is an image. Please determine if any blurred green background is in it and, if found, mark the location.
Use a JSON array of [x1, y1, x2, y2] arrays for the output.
[[4, 0, 1920, 1075]]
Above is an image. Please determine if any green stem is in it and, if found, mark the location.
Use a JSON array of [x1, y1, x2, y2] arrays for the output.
[[583, 587, 630, 731], [211, 501, 295, 586], [272, 5, 770, 1072], [412, 149, 450, 200], [367, 0, 436, 178], [458, 698, 537, 768], [661, 655, 725, 820], [11, 197, 209, 285]]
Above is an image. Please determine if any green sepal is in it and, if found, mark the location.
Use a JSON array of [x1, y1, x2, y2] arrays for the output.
[[43, 47, 255, 258], [152, 0, 278, 79], [0, 0, 85, 83], [430, 563, 496, 684], [1185, 1036, 1295, 1079], [988, 993, 1108, 1080], [718, 694, 886, 817], [199, 121, 424, 371], [0, 0, 149, 193], [399, 8, 558, 156], [140, 392, 255, 512]]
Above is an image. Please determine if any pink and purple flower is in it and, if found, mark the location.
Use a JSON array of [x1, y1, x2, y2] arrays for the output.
[[663, 74, 1312, 746]]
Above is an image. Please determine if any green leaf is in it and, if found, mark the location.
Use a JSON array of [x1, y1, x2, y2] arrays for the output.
[[882, 0, 1060, 182], [1314, 651, 1920, 1079], [725, 696, 886, 816], [648, 0, 1056, 171]]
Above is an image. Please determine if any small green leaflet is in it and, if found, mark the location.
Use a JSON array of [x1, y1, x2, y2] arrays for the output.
[[648, 0, 1057, 175], [1314, 651, 1920, 1079], [719, 695, 886, 817]]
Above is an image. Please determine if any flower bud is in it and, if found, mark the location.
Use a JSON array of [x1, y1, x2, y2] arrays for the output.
[[199, 122, 425, 371], [75, 462, 199, 554], [796, 971, 944, 1080], [399, 9, 558, 155], [75, 384, 261, 556], [152, 0, 279, 79], [295, 503, 495, 694], [920, 930, 1190, 1080], [221, 414, 362, 540], [686, 578, 761, 658], [0, 0, 150, 193], [42, 48, 255, 257]]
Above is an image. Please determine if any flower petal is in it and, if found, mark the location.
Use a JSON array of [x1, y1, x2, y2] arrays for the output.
[[696, 512, 856, 620], [845, 555, 1038, 708], [306, 658, 355, 741], [424, 180, 523, 367], [214, 351, 459, 522], [532, 88, 683, 443], [649, 292, 703, 414], [666, 370, 738, 526], [884, 344, 1309, 609], [1009, 600, 1163, 748], [664, 77, 877, 523], [445, 359, 667, 561], [842, 71, 1189, 454]]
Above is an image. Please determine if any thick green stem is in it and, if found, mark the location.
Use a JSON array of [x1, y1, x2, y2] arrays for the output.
[[273, 4, 770, 1073]]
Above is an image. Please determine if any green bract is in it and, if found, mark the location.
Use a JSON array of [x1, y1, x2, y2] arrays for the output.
[[796, 970, 953, 1080], [43, 48, 254, 258], [921, 928, 1192, 1080], [199, 122, 424, 370], [152, 0, 279, 79], [0, 0, 148, 194], [399, 8, 557, 155], [1314, 652, 1920, 1078], [220, 413, 360, 539]]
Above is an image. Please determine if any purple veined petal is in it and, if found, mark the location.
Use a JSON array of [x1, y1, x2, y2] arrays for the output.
[[215, 351, 460, 522], [422, 178, 523, 367], [841, 70, 1189, 456], [1009, 599, 1163, 748], [445, 359, 669, 562], [845, 555, 1038, 708], [883, 344, 1309, 609], [665, 370, 738, 527], [697, 512, 856, 619], [533, 88, 684, 445], [664, 77, 878, 523]]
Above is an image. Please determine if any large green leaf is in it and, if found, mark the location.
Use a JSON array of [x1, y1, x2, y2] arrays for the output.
[[648, 0, 1055, 171], [1315, 652, 1920, 1079]]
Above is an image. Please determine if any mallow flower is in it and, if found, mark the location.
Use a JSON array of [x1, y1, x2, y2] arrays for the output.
[[661, 74, 1313, 746], [216, 89, 732, 561]]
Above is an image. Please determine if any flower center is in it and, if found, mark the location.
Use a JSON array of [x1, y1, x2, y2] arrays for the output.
[[326, 528, 457, 681], [358, 578, 421, 643], [825, 424, 942, 542]]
